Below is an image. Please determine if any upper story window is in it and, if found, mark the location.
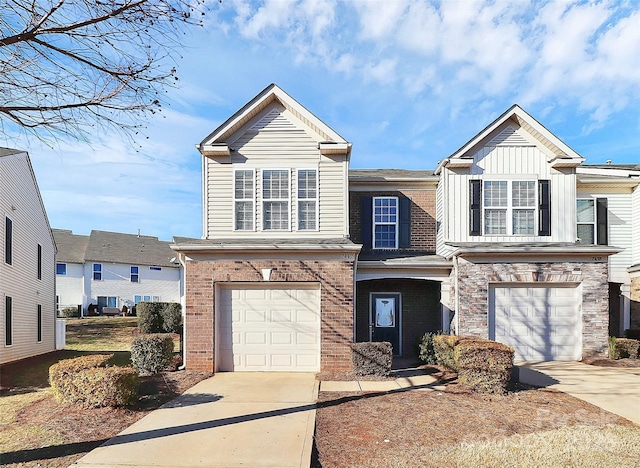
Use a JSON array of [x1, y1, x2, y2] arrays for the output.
[[56, 263, 67, 275], [262, 169, 290, 230], [150, 266, 162, 271], [577, 198, 608, 245], [234, 170, 255, 231], [93, 263, 102, 281], [37, 244, 42, 280], [37, 304, 42, 343], [130, 266, 139, 282], [297, 169, 317, 230], [5, 216, 12, 265], [470, 179, 550, 236], [373, 197, 398, 249], [5, 296, 12, 346]]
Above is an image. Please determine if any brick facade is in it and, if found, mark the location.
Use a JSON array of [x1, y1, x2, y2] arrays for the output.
[[350, 190, 437, 252], [455, 259, 610, 358], [184, 258, 356, 373], [631, 276, 640, 329], [355, 279, 441, 358]]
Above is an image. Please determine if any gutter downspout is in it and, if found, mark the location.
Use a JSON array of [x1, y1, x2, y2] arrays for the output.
[[177, 252, 188, 371]]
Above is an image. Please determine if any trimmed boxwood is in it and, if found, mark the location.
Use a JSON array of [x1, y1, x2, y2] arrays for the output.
[[49, 354, 138, 407], [130, 334, 175, 374], [418, 331, 442, 365], [609, 337, 640, 359], [433, 335, 461, 371], [137, 302, 182, 334], [352, 342, 393, 377], [455, 339, 514, 394]]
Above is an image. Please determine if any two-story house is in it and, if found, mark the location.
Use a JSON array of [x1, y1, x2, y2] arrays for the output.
[[53, 229, 182, 315], [174, 85, 639, 373], [1, 148, 57, 365]]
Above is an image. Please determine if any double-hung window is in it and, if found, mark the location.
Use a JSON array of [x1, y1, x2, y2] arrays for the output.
[[483, 180, 536, 235], [234, 170, 255, 230], [262, 169, 289, 230], [130, 266, 139, 283], [576, 199, 596, 244], [373, 197, 398, 249], [297, 169, 317, 230], [93, 263, 102, 281]]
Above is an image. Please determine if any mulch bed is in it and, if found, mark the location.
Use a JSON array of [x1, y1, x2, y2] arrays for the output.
[[582, 357, 640, 368]]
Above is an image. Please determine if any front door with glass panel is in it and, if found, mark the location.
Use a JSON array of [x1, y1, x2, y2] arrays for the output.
[[370, 293, 401, 355]]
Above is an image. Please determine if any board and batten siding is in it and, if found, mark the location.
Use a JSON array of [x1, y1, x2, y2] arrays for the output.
[[578, 188, 634, 283], [442, 145, 577, 245], [204, 104, 347, 239], [1, 153, 56, 365], [84, 263, 180, 310], [56, 262, 85, 309]]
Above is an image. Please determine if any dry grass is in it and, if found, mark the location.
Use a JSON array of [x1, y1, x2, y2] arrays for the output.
[[65, 317, 140, 351]]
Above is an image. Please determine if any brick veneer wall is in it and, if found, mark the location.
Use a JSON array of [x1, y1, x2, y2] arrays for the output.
[[184, 258, 355, 373], [349, 190, 437, 251], [631, 276, 640, 329], [455, 260, 609, 358]]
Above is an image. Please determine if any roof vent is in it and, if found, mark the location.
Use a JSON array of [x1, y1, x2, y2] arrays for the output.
[[606, 160, 612, 165]]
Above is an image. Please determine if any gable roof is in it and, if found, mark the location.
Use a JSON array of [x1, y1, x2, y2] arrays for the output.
[[52, 229, 89, 263], [198, 83, 350, 157], [436, 105, 584, 173], [84, 230, 178, 267]]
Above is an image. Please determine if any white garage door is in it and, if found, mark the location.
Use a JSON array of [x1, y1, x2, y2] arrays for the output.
[[217, 284, 321, 372], [489, 285, 580, 361]]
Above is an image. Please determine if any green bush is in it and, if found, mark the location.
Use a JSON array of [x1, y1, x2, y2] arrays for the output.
[[455, 339, 514, 394], [60, 306, 79, 318], [433, 335, 461, 370], [130, 334, 174, 374], [418, 331, 442, 364], [609, 337, 639, 359], [137, 302, 182, 334], [352, 342, 393, 377], [49, 354, 138, 407]]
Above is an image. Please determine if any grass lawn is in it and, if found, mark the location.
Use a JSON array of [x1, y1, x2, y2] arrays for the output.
[[0, 317, 210, 468]]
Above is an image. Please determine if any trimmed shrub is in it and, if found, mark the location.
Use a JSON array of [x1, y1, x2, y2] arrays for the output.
[[161, 302, 182, 333], [610, 337, 640, 359], [418, 331, 442, 364], [455, 339, 514, 394], [624, 328, 640, 340], [61, 306, 79, 318], [433, 335, 461, 370], [49, 354, 138, 407], [352, 342, 393, 377], [130, 334, 174, 373], [137, 302, 164, 333]]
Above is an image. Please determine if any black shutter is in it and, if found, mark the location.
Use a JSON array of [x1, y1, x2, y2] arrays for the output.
[[469, 180, 481, 236], [596, 198, 608, 245], [538, 180, 551, 236], [361, 196, 372, 250], [399, 196, 411, 248]]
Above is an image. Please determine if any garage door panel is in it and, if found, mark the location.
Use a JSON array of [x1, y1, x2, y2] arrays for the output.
[[218, 285, 320, 372], [491, 285, 580, 361]]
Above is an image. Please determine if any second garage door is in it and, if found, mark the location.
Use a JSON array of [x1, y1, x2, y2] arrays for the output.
[[489, 285, 581, 361], [217, 284, 321, 372]]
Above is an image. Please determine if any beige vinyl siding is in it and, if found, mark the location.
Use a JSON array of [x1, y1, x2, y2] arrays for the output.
[[578, 188, 634, 283], [204, 104, 347, 239], [1, 153, 56, 364], [444, 145, 576, 244]]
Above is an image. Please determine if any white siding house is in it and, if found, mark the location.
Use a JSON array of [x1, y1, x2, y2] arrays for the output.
[[53, 229, 181, 315], [1, 148, 56, 365]]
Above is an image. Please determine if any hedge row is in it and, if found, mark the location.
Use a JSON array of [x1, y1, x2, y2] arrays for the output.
[[433, 335, 514, 394], [131, 334, 175, 374], [49, 354, 139, 408], [352, 342, 393, 377], [609, 336, 640, 360], [137, 302, 182, 334]]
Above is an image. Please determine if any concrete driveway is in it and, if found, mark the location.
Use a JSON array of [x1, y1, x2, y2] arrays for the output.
[[72, 373, 318, 468], [518, 361, 640, 425]]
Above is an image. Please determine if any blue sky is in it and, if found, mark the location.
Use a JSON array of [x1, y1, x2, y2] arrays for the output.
[[10, 0, 640, 241]]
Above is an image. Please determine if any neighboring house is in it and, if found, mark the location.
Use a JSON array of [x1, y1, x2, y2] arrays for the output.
[[173, 84, 640, 373], [1, 148, 57, 365], [53, 229, 182, 314]]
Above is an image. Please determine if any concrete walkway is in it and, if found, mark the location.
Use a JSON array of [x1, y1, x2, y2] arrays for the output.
[[72, 373, 318, 468], [320, 373, 443, 392], [518, 361, 640, 425]]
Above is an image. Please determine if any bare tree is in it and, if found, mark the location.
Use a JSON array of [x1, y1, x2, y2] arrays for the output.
[[0, 0, 207, 143]]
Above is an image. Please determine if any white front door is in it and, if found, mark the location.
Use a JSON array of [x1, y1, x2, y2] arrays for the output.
[[217, 284, 321, 371], [489, 285, 581, 361]]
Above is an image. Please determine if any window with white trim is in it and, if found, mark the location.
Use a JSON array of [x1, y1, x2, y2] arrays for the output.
[[56, 263, 66, 275], [131, 266, 139, 282], [483, 180, 536, 235], [93, 263, 102, 280], [576, 199, 595, 244], [297, 169, 317, 230], [262, 169, 289, 230], [234, 170, 255, 231], [373, 197, 398, 249]]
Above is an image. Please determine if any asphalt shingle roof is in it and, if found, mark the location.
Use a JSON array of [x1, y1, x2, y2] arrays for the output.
[[52, 229, 89, 263]]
